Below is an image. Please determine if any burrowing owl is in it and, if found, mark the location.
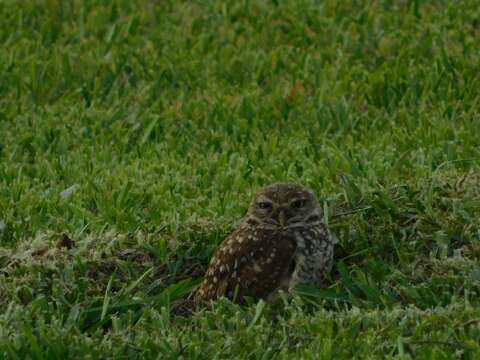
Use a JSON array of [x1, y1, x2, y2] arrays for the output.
[[195, 183, 336, 303]]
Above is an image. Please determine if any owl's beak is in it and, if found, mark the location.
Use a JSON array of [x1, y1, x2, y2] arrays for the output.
[[278, 210, 287, 227]]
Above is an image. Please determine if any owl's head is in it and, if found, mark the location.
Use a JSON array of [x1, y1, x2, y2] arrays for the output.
[[246, 183, 323, 230]]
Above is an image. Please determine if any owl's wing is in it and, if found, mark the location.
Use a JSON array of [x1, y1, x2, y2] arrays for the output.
[[195, 225, 296, 303]]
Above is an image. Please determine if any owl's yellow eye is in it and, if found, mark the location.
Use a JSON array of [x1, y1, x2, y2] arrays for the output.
[[257, 201, 272, 210], [291, 199, 306, 209]]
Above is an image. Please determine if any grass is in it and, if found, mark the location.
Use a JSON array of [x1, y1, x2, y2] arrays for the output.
[[0, 0, 479, 358]]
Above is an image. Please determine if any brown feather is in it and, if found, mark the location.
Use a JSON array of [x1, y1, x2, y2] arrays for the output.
[[195, 224, 296, 303]]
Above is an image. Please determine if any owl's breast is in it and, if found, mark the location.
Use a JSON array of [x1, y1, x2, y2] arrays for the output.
[[290, 227, 334, 287]]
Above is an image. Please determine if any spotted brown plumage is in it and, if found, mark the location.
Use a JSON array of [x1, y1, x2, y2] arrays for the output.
[[196, 225, 296, 302], [195, 183, 337, 304]]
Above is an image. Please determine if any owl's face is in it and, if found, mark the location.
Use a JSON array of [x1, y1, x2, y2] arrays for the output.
[[246, 183, 322, 230]]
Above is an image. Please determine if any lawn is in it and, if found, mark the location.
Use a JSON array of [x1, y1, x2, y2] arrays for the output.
[[0, 0, 479, 358]]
